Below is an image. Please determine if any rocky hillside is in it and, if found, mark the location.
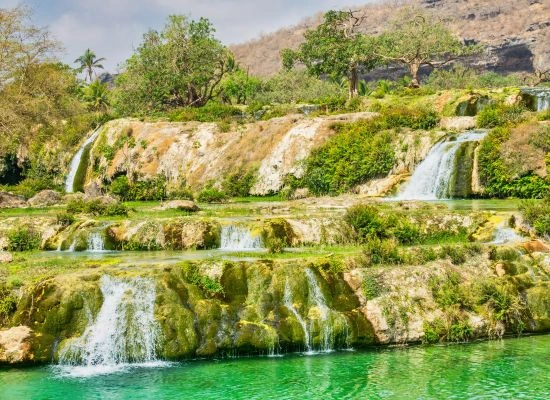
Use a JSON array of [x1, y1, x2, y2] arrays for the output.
[[86, 112, 439, 196], [231, 0, 550, 77]]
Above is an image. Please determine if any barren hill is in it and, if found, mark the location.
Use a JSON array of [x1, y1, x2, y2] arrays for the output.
[[231, 0, 550, 77]]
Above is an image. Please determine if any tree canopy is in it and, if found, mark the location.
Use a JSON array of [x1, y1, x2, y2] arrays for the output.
[[377, 8, 480, 87], [282, 10, 378, 98], [113, 15, 230, 114], [74, 49, 105, 82]]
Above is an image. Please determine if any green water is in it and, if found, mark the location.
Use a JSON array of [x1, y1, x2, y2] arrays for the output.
[[1, 335, 549, 400]]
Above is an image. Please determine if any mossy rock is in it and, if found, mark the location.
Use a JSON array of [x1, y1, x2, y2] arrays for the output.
[[234, 321, 277, 352], [220, 263, 248, 302], [262, 219, 295, 249], [526, 283, 550, 332], [164, 219, 220, 250]]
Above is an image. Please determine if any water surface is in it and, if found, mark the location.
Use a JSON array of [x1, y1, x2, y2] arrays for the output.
[[2, 335, 549, 399]]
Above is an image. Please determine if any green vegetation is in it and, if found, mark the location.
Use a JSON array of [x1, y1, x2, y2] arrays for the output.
[[181, 262, 224, 297], [520, 193, 550, 236], [112, 15, 230, 115], [197, 187, 228, 203], [110, 175, 167, 201], [478, 123, 549, 198], [66, 198, 129, 217], [477, 104, 526, 128], [7, 225, 41, 251]]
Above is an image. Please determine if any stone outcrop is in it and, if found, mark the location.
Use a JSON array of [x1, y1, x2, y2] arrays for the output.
[[0, 192, 27, 209], [28, 190, 62, 208], [155, 200, 200, 212], [0, 326, 34, 364]]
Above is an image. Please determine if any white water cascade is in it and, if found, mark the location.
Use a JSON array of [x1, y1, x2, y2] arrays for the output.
[[283, 279, 311, 352], [58, 275, 161, 376], [490, 223, 525, 245], [65, 128, 101, 193], [220, 225, 263, 250], [87, 231, 106, 252], [305, 268, 334, 353], [521, 87, 550, 112], [396, 130, 487, 201]]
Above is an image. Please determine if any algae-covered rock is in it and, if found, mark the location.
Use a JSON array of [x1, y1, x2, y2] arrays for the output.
[[164, 219, 220, 250], [262, 219, 295, 249], [526, 283, 550, 331]]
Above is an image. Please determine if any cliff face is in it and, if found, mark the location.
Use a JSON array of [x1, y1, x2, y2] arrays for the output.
[[87, 113, 438, 196], [231, 0, 549, 77]]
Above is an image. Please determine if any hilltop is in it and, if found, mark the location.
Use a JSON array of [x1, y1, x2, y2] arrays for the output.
[[231, 0, 550, 77]]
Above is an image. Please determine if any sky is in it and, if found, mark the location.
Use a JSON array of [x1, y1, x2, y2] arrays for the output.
[[4, 0, 375, 73]]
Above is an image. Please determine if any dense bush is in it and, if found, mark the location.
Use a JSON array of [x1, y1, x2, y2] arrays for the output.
[[56, 212, 75, 227], [66, 198, 129, 216], [477, 104, 526, 128], [303, 121, 396, 195], [520, 193, 550, 237], [381, 107, 440, 130], [110, 175, 167, 201], [7, 225, 41, 251], [0, 286, 17, 324], [426, 64, 521, 90], [197, 187, 227, 203], [222, 169, 256, 197]]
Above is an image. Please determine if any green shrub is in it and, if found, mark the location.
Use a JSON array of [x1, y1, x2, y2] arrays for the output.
[[181, 263, 224, 297], [303, 121, 395, 195], [429, 272, 463, 308], [7, 225, 41, 251], [423, 319, 445, 344], [56, 212, 75, 227], [382, 106, 440, 130], [476, 280, 526, 332], [222, 169, 256, 197], [267, 237, 285, 254], [167, 185, 195, 200], [110, 175, 167, 201], [520, 194, 550, 237], [197, 187, 227, 203], [345, 205, 389, 242], [477, 104, 526, 128], [362, 237, 404, 265], [66, 198, 129, 217]]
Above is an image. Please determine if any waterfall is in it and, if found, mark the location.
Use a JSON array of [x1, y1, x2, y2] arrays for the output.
[[490, 223, 524, 245], [305, 269, 333, 353], [396, 130, 487, 200], [220, 225, 263, 250], [87, 231, 106, 252], [520, 88, 550, 112], [283, 279, 311, 352], [58, 275, 161, 376], [65, 128, 101, 193]]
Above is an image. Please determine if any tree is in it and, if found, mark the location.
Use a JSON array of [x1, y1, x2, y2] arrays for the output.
[[80, 80, 110, 111], [221, 68, 260, 104], [113, 15, 230, 115], [377, 8, 480, 88], [74, 49, 105, 82], [281, 10, 378, 98], [0, 6, 59, 88]]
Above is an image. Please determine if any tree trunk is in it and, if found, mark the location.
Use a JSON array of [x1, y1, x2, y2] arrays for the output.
[[348, 66, 359, 99], [408, 61, 420, 88]]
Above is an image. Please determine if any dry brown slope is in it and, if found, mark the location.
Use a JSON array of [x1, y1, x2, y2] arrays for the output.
[[231, 0, 550, 77]]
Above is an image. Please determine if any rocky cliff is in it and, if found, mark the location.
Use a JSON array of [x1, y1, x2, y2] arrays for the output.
[[231, 0, 549, 77]]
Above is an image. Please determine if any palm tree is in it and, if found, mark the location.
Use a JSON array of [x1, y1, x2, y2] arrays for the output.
[[74, 49, 105, 82]]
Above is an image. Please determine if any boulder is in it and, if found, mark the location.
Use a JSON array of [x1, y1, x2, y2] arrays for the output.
[[156, 200, 200, 212], [439, 116, 477, 131], [28, 190, 62, 207], [84, 181, 103, 198], [520, 240, 549, 253], [0, 191, 27, 209], [0, 251, 13, 263], [0, 326, 34, 364]]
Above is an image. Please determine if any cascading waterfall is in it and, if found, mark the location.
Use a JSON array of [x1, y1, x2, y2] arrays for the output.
[[58, 275, 161, 376], [490, 222, 524, 245], [305, 268, 334, 353], [396, 130, 487, 200], [283, 279, 311, 352], [65, 128, 101, 193], [220, 225, 263, 250], [520, 87, 550, 112], [87, 231, 106, 252]]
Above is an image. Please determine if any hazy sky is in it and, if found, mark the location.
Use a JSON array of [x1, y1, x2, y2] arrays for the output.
[[4, 0, 376, 72]]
